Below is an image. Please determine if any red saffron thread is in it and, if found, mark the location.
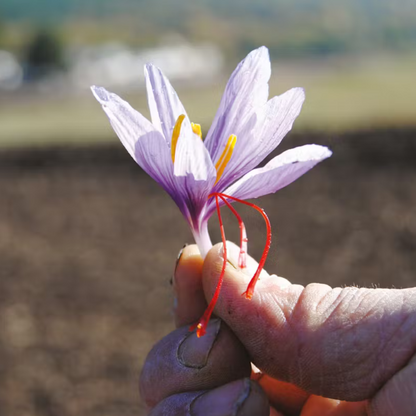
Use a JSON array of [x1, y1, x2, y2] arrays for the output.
[[218, 194, 247, 269], [217, 193, 272, 300], [189, 194, 227, 337], [190, 192, 272, 337]]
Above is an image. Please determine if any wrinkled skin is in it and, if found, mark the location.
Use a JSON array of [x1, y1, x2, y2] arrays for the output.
[[140, 243, 416, 415]]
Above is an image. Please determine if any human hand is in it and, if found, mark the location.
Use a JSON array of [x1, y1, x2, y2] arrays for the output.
[[140, 243, 416, 415]]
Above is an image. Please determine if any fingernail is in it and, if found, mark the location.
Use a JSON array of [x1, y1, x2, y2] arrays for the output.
[[177, 319, 221, 369], [172, 244, 188, 314], [190, 378, 252, 416], [175, 243, 188, 273], [227, 259, 238, 269], [219, 243, 237, 269], [219, 243, 225, 258], [173, 244, 187, 310]]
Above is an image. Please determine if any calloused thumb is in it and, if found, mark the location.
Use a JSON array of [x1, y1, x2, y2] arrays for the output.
[[202, 242, 416, 414]]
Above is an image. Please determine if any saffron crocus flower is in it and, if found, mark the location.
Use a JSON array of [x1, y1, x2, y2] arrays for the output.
[[91, 46, 332, 336]]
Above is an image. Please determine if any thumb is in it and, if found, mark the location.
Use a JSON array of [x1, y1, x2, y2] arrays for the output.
[[202, 242, 416, 405]]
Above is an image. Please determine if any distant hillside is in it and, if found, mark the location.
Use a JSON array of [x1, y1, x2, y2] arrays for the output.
[[1, 0, 416, 56], [2, 0, 416, 26]]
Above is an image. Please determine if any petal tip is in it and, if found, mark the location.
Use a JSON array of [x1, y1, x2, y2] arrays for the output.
[[90, 85, 110, 104], [287, 87, 306, 103], [144, 62, 161, 75], [323, 147, 333, 158], [295, 86, 306, 98], [249, 45, 270, 62], [258, 45, 269, 55], [144, 63, 159, 81], [144, 62, 153, 72], [144, 63, 168, 86], [311, 144, 333, 160]]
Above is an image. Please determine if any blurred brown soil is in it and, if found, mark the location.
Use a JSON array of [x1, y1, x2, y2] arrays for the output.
[[0, 127, 416, 415]]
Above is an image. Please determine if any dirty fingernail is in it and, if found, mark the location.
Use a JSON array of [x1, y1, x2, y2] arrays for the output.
[[191, 378, 265, 416], [175, 243, 188, 273], [173, 244, 188, 303], [177, 319, 221, 369]]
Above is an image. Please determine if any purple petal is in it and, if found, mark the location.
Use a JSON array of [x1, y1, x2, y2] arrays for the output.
[[223, 144, 332, 201], [145, 64, 188, 143], [91, 85, 158, 159], [204, 46, 271, 163], [133, 130, 197, 222], [91, 85, 190, 216], [245, 87, 306, 166], [174, 124, 216, 227], [134, 130, 175, 193], [213, 87, 306, 191]]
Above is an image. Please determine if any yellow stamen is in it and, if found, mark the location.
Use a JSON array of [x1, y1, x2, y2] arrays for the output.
[[171, 114, 186, 163], [191, 123, 202, 139], [215, 135, 237, 185]]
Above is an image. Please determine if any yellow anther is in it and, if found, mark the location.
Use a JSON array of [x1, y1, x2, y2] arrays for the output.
[[191, 123, 202, 139], [171, 114, 186, 163], [215, 134, 237, 185]]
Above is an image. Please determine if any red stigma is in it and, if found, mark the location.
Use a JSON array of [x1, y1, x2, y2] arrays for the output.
[[189, 192, 272, 337]]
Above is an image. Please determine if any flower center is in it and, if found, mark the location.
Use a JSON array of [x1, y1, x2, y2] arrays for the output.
[[214, 134, 237, 185], [171, 116, 203, 163], [171, 115, 237, 185]]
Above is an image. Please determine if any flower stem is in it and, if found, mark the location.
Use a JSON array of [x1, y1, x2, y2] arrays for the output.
[[190, 195, 227, 337], [192, 222, 212, 259]]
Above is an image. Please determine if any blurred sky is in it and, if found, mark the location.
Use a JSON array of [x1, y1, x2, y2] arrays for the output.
[[0, 0, 416, 146]]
